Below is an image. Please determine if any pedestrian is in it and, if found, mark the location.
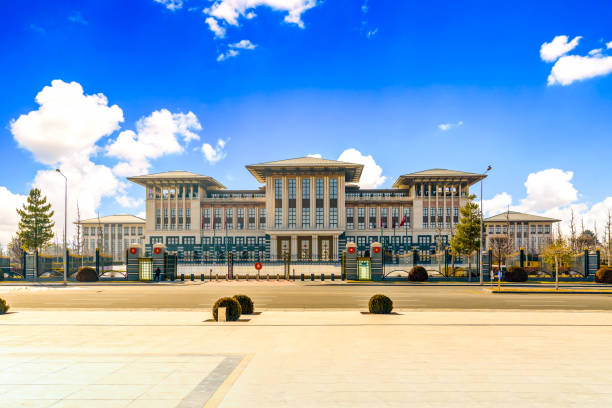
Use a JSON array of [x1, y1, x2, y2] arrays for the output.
[[154, 267, 161, 282]]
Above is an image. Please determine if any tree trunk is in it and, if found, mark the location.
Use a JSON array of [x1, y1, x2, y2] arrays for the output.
[[555, 256, 559, 290]]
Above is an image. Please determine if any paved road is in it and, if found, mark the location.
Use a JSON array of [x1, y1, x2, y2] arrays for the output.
[[2, 281, 612, 310]]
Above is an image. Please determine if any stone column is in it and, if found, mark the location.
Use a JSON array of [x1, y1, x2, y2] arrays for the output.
[[271, 236, 277, 258], [291, 235, 298, 259], [312, 235, 318, 259]]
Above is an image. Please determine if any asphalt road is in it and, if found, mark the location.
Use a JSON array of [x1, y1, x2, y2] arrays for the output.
[[2, 281, 612, 310]]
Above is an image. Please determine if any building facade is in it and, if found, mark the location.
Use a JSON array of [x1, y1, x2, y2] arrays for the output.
[[78, 214, 145, 260], [484, 211, 560, 254], [128, 157, 486, 260]]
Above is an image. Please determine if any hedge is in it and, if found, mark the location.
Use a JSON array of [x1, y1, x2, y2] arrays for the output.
[[233, 294, 254, 314], [408, 266, 428, 281], [76, 266, 98, 282], [212, 297, 242, 321], [0, 298, 9, 314], [368, 294, 393, 314], [595, 267, 612, 284], [504, 266, 528, 282]]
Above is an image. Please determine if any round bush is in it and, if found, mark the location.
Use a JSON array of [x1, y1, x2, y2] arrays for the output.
[[233, 294, 254, 314], [408, 266, 428, 281], [0, 297, 9, 314], [212, 297, 242, 321], [504, 266, 528, 282], [368, 294, 393, 314], [595, 267, 612, 284], [76, 266, 98, 282]]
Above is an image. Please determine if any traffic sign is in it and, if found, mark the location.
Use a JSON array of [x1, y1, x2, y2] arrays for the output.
[[255, 262, 262, 271]]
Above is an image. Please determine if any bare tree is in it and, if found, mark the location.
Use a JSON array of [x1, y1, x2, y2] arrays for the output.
[[569, 209, 577, 251], [72, 202, 83, 255], [489, 209, 513, 271], [605, 210, 611, 266]]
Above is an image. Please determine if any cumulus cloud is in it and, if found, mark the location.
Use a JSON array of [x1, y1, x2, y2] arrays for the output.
[[0, 187, 26, 245], [106, 109, 202, 176], [10, 79, 123, 166], [540, 35, 581, 62], [588, 48, 602, 56], [230, 39, 257, 50], [547, 54, 612, 86], [483, 168, 611, 241], [217, 49, 239, 62], [115, 195, 144, 208], [154, 0, 183, 10], [306, 153, 322, 158], [206, 16, 226, 38], [337, 148, 386, 189], [202, 139, 227, 164], [438, 121, 463, 131], [607, 41, 612, 49], [203, 0, 317, 37]]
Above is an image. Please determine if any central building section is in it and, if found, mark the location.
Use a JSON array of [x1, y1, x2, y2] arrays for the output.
[[246, 157, 363, 260]]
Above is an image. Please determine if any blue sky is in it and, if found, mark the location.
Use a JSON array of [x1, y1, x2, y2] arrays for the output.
[[1, 0, 611, 243]]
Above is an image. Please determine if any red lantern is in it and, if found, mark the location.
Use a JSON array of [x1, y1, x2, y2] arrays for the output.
[[348, 247, 356, 254], [154, 247, 161, 255], [254, 262, 263, 270], [373, 246, 381, 254], [129, 247, 137, 255]]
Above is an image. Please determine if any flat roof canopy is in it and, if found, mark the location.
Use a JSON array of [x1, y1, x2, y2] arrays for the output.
[[128, 171, 226, 189], [246, 157, 363, 183], [392, 169, 486, 188]]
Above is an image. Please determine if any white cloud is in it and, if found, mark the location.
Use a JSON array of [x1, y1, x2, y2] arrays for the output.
[[306, 153, 322, 158], [366, 28, 378, 38], [203, 0, 317, 37], [115, 195, 144, 208], [438, 121, 463, 131], [205, 16, 226, 38], [10, 79, 123, 166], [230, 39, 257, 50], [607, 41, 612, 49], [484, 168, 611, 241], [154, 0, 183, 11], [0, 187, 27, 245], [589, 48, 602, 56], [217, 49, 239, 62], [540, 35, 581, 62], [202, 139, 227, 164], [547, 54, 612, 86], [337, 148, 385, 189], [106, 109, 202, 176]]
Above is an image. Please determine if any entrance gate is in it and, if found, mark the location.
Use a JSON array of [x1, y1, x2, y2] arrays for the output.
[[358, 257, 371, 280]]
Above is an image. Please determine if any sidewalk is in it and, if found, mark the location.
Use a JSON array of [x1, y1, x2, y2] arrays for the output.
[[1, 309, 612, 407]]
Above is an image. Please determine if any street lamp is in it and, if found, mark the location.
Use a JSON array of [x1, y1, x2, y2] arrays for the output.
[[56, 169, 67, 285], [479, 165, 492, 285]]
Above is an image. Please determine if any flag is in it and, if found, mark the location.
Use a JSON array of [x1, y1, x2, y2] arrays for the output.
[[399, 214, 407, 227], [381, 217, 384, 228]]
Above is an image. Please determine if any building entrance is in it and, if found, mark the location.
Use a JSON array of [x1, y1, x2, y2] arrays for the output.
[[277, 237, 291, 259], [318, 236, 333, 260], [298, 237, 311, 259], [358, 257, 371, 280]]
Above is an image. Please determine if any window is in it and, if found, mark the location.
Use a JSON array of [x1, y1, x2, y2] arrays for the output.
[[544, 225, 550, 234], [423, 208, 428, 217], [346, 208, 354, 229], [316, 178, 324, 199], [329, 178, 337, 199], [503, 226, 507, 234], [259, 208, 266, 227], [248, 208, 255, 229], [302, 178, 310, 199], [537, 225, 543, 234], [302, 208, 310, 228], [316, 208, 324, 228], [403, 208, 411, 228], [226, 208, 233, 229], [84, 227, 89, 236], [275, 179, 282, 200], [495, 225, 501, 233], [392, 208, 399, 228], [214, 208, 222, 229], [131, 226, 136, 235], [329, 208, 337, 228], [358, 207, 365, 230], [289, 208, 296, 228], [138, 227, 143, 235], [192, 184, 198, 198], [275, 208, 282, 228], [381, 208, 388, 229], [203, 209, 210, 229], [237, 209, 244, 230], [288, 179, 296, 199], [530, 225, 536, 234], [369, 208, 376, 229]]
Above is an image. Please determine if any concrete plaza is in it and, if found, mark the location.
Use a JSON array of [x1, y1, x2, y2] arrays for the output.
[[1, 308, 612, 407]]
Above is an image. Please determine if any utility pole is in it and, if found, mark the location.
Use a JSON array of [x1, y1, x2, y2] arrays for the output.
[[56, 169, 68, 285], [479, 165, 492, 285]]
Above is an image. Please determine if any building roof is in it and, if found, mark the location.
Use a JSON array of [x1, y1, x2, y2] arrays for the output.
[[245, 156, 364, 183], [127, 171, 225, 189], [392, 168, 486, 188], [484, 211, 561, 223], [77, 214, 146, 225]]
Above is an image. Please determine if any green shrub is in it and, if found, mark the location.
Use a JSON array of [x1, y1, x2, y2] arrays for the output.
[[0, 298, 9, 314], [408, 266, 428, 281], [76, 266, 98, 282], [368, 294, 393, 314], [504, 266, 528, 282], [212, 297, 242, 321], [233, 294, 254, 314], [595, 267, 612, 284]]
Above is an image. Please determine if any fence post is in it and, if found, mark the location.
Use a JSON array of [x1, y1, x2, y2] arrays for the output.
[[66, 249, 70, 279], [95, 248, 100, 277], [22, 251, 27, 279], [519, 247, 525, 268], [595, 248, 601, 271], [584, 248, 589, 277], [412, 248, 418, 264], [35, 250, 39, 281]]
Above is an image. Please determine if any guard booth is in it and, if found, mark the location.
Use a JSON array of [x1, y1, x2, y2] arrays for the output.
[[344, 242, 358, 280], [370, 242, 383, 280], [343, 242, 383, 281], [126, 245, 144, 281], [152, 243, 167, 280]]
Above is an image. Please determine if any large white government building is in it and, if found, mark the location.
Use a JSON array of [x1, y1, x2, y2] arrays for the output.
[[128, 157, 486, 260]]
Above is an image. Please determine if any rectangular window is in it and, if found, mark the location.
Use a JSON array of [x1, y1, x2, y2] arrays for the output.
[[131, 226, 136, 235], [381, 208, 388, 229], [288, 179, 296, 200], [275, 208, 282, 228], [346, 208, 354, 229], [369, 207, 376, 229], [530, 225, 536, 234], [203, 209, 210, 229], [302, 208, 310, 228], [544, 225, 550, 234], [84, 227, 89, 236], [226, 208, 233, 229], [495, 225, 501, 233], [289, 208, 296, 228], [537, 225, 543, 234], [259, 208, 266, 227], [214, 208, 221, 229], [329, 208, 338, 228], [316, 178, 324, 199], [316, 208, 324, 228], [302, 178, 310, 199], [248, 208, 255, 229], [358, 207, 365, 230], [138, 227, 142, 235], [275, 179, 282, 200], [236, 208, 244, 230], [392, 208, 399, 228], [403, 208, 411, 228]]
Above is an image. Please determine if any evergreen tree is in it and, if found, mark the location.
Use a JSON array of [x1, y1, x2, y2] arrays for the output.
[[450, 194, 481, 276], [16, 188, 55, 252]]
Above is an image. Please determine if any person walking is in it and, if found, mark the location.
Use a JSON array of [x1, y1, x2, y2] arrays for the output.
[[154, 267, 161, 282]]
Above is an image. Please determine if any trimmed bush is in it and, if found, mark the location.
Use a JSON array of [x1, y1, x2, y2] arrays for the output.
[[504, 266, 528, 282], [233, 294, 254, 314], [76, 266, 98, 282], [212, 297, 242, 321], [408, 266, 428, 282], [0, 297, 9, 314], [595, 267, 612, 284], [368, 294, 393, 314]]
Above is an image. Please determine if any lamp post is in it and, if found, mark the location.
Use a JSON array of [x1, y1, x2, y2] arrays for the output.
[[56, 169, 67, 285], [479, 165, 492, 285]]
